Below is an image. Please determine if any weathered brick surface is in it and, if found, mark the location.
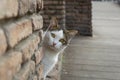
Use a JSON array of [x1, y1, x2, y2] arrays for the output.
[[0, 0, 18, 20], [28, 74, 37, 80], [36, 64, 43, 80], [34, 47, 43, 65], [0, 51, 22, 80], [18, 0, 36, 15], [31, 15, 43, 31], [15, 33, 40, 63], [18, 0, 26, 15], [0, 28, 7, 56], [0, 0, 43, 19], [18, 0, 43, 16], [33, 76, 38, 80], [29, 0, 37, 13], [3, 18, 32, 48], [34, 30, 43, 43], [0, 0, 44, 80], [13, 61, 35, 80], [39, 30, 44, 41]]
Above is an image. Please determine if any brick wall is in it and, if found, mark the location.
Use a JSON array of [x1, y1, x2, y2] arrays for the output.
[[0, 0, 44, 80], [42, 0, 66, 29], [42, 0, 92, 36], [66, 0, 92, 36]]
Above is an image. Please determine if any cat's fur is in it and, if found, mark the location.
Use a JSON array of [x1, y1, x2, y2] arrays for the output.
[[41, 17, 77, 80]]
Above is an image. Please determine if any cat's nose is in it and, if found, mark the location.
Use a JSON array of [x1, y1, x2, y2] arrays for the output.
[[53, 42, 56, 46]]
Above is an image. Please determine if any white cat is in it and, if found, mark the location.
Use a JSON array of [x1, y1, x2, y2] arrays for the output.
[[41, 17, 77, 80], [41, 17, 68, 80]]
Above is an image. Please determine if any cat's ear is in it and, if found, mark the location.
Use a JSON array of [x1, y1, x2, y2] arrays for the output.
[[49, 17, 60, 30], [64, 30, 78, 41], [66, 30, 78, 36]]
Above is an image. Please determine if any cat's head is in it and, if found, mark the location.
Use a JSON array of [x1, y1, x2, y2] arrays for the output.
[[46, 30, 67, 51], [45, 17, 78, 51]]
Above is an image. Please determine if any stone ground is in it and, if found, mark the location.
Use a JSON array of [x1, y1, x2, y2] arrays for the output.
[[61, 1, 120, 80]]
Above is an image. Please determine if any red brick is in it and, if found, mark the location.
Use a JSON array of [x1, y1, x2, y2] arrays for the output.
[[0, 0, 18, 20], [3, 18, 32, 48], [13, 61, 35, 80], [31, 15, 43, 31], [0, 51, 22, 80], [15, 33, 40, 63], [0, 28, 7, 56]]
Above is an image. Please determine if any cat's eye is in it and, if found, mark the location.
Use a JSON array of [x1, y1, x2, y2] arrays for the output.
[[59, 39, 66, 45], [51, 33, 56, 38]]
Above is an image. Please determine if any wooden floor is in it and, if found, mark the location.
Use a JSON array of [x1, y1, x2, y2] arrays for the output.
[[61, 2, 120, 80]]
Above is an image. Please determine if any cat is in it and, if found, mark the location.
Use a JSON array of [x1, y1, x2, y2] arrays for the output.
[[41, 17, 77, 80]]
